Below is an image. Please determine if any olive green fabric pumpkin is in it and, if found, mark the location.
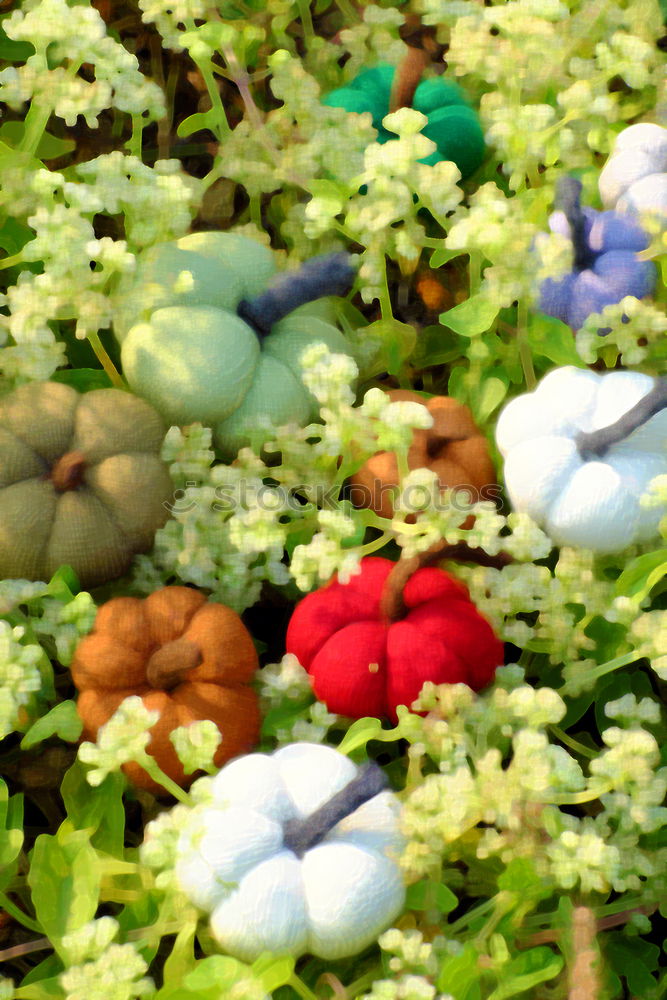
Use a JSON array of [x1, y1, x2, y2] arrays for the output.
[[114, 232, 356, 459], [0, 382, 173, 587]]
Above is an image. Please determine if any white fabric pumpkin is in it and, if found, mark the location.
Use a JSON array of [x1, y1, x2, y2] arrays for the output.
[[496, 367, 667, 553], [174, 743, 406, 961], [598, 123, 667, 219]]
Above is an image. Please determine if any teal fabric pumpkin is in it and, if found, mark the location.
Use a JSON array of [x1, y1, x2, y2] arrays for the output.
[[322, 64, 485, 179], [113, 233, 356, 458]]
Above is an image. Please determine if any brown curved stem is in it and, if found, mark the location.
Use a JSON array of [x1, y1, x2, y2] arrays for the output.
[[568, 907, 601, 1000], [146, 637, 203, 690], [576, 377, 667, 459], [389, 15, 447, 115], [425, 433, 470, 459], [389, 45, 431, 114], [380, 541, 512, 623], [282, 763, 387, 857], [50, 450, 86, 492]]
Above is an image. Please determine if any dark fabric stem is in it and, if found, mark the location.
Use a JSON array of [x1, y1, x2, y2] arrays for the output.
[[237, 252, 356, 337], [576, 377, 667, 459], [282, 763, 388, 857], [557, 176, 595, 271]]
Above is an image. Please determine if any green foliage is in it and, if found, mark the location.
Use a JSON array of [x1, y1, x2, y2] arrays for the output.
[[0, 0, 666, 997]]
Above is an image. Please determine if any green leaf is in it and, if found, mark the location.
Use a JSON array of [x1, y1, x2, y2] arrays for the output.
[[28, 826, 101, 956], [46, 565, 80, 600], [0, 216, 34, 255], [437, 943, 482, 994], [50, 368, 113, 393], [15, 975, 64, 1000], [440, 295, 499, 338], [162, 920, 198, 984], [364, 318, 417, 376], [184, 956, 250, 990], [60, 761, 126, 856], [0, 122, 75, 160], [486, 948, 563, 1000], [606, 933, 660, 996], [337, 716, 399, 755], [252, 954, 295, 992], [0, 778, 24, 882], [411, 325, 466, 368], [474, 373, 509, 423], [614, 549, 667, 603], [21, 701, 83, 750], [497, 858, 550, 902], [0, 21, 34, 61], [406, 878, 458, 915], [429, 246, 461, 268], [527, 313, 582, 366], [177, 108, 221, 139]]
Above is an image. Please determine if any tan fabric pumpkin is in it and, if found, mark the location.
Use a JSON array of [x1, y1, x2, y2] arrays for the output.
[[0, 381, 172, 587], [349, 389, 496, 520], [72, 587, 261, 793]]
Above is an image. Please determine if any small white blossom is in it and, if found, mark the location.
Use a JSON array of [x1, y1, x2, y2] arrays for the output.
[[170, 720, 222, 776], [78, 696, 159, 786]]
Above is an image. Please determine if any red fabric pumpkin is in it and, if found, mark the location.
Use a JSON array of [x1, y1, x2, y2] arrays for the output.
[[285, 556, 502, 722]]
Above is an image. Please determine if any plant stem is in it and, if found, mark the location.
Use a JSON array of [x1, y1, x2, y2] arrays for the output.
[[549, 725, 596, 759], [126, 115, 145, 158], [289, 975, 320, 1000], [0, 893, 42, 933], [516, 299, 536, 390], [87, 331, 126, 388], [559, 650, 642, 697], [379, 261, 393, 320], [576, 377, 667, 459], [568, 906, 601, 1000], [0, 252, 24, 270], [18, 101, 52, 157], [468, 251, 482, 295], [335, 0, 361, 20], [192, 57, 231, 139], [0, 936, 51, 963], [358, 531, 393, 556], [142, 759, 192, 804], [296, 0, 315, 42], [282, 763, 387, 856]]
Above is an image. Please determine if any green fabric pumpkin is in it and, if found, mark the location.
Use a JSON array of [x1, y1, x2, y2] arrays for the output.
[[322, 64, 485, 179], [114, 232, 356, 458], [0, 382, 173, 588]]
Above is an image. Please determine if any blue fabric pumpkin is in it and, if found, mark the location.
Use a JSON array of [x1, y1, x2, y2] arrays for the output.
[[538, 178, 656, 332]]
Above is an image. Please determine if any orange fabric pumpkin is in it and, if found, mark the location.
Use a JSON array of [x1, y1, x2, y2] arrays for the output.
[[71, 587, 260, 793], [349, 389, 496, 520]]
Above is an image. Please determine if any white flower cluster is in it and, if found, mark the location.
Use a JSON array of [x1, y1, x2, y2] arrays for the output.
[[400, 676, 665, 897], [546, 823, 622, 894], [78, 696, 159, 786], [0, 622, 44, 740], [0, 0, 164, 128], [445, 183, 541, 307], [335, 5, 405, 81], [481, 94, 558, 192], [138, 0, 209, 50], [359, 976, 451, 1000], [76, 154, 199, 249], [170, 720, 222, 776], [60, 942, 155, 1000], [258, 653, 313, 708], [631, 611, 667, 679], [575, 296, 667, 367], [31, 591, 97, 666], [378, 928, 439, 978]]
